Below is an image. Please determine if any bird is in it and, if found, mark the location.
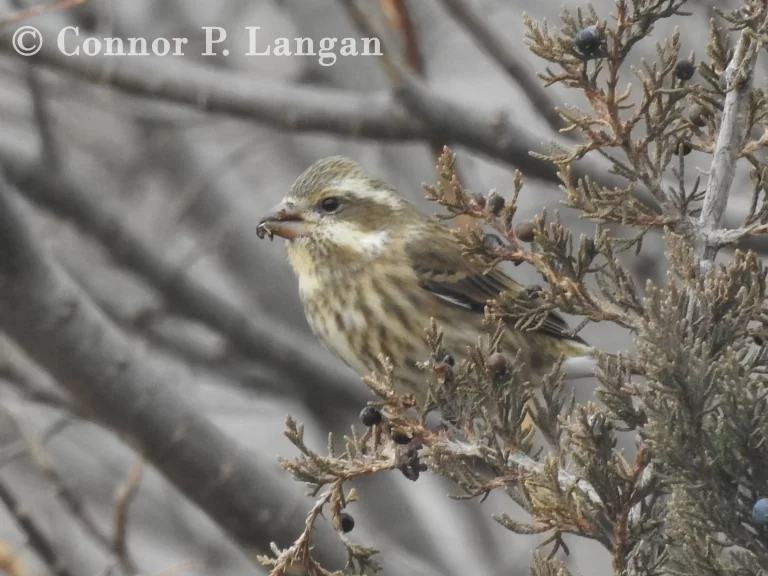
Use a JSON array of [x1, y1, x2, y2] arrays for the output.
[[256, 156, 602, 406]]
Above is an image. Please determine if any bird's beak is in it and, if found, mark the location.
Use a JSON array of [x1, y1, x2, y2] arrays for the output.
[[256, 201, 308, 240]]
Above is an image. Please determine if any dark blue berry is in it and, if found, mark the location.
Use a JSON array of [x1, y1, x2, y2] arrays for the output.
[[487, 192, 505, 216], [392, 430, 412, 444], [753, 498, 768, 525], [359, 406, 382, 427], [574, 25, 604, 59], [483, 234, 505, 249], [675, 59, 695, 81], [340, 512, 355, 533]]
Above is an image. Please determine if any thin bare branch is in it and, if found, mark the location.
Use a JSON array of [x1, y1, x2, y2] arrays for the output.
[[113, 456, 143, 572], [0, 478, 75, 576], [0, 408, 126, 569], [436, 0, 566, 132], [697, 29, 758, 267], [0, 418, 73, 470], [0, 0, 84, 25], [373, 0, 477, 230]]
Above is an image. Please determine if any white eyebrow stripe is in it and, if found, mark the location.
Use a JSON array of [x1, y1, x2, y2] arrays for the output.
[[332, 177, 403, 209]]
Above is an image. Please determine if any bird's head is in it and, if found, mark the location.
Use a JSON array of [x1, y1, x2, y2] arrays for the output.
[[257, 156, 421, 263]]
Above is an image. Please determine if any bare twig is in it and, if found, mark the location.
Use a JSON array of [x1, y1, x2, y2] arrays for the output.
[[9, 0, 61, 170], [435, 0, 565, 132], [0, 478, 75, 576], [0, 353, 79, 414], [379, 0, 425, 73], [0, 539, 26, 576], [374, 0, 476, 230], [23, 67, 60, 170], [433, 435, 603, 502], [1, 408, 122, 565], [113, 456, 144, 572], [709, 222, 768, 246], [0, 0, 83, 25], [697, 30, 757, 267], [0, 418, 73, 470], [265, 488, 335, 576]]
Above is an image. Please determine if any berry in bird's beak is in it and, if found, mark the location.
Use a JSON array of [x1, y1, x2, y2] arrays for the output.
[[256, 201, 309, 240]]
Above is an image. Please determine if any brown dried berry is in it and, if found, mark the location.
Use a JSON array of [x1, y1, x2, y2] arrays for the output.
[[391, 430, 412, 444], [486, 352, 508, 375], [673, 141, 693, 156], [487, 192, 505, 216], [674, 59, 695, 81], [515, 221, 536, 242], [688, 104, 708, 127], [339, 512, 355, 533]]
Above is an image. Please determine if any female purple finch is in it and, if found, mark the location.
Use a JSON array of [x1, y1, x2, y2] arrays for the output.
[[256, 157, 599, 405]]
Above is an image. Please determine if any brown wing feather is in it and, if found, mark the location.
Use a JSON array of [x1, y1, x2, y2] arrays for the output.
[[405, 228, 586, 345]]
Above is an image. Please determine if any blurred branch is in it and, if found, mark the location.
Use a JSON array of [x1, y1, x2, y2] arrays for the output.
[[0, 407, 137, 572], [0, 0, 83, 25], [0, 352, 79, 415], [92, 295, 284, 394], [435, 0, 566, 132], [9, 20, 768, 254], [0, 477, 75, 576], [0, 418, 73, 470], [0, 539, 26, 576], [152, 132, 314, 323], [23, 65, 60, 170], [0, 25, 625, 188], [0, 175, 344, 568], [10, 0, 62, 171], [375, 0, 477, 229], [338, 0, 640, 224], [380, 0, 425, 73], [0, 149, 369, 415], [5, 33, 427, 143], [113, 456, 143, 572]]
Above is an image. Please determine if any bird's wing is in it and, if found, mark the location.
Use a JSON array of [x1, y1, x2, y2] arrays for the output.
[[404, 228, 586, 344]]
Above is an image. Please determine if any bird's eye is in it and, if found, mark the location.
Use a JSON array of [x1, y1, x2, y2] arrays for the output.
[[318, 197, 341, 213]]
